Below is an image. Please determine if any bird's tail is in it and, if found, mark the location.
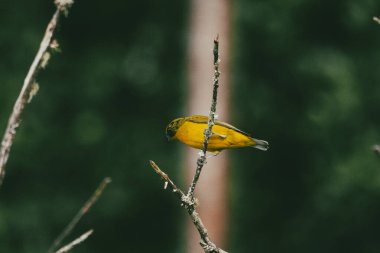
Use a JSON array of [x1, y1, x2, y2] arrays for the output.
[[251, 138, 269, 151]]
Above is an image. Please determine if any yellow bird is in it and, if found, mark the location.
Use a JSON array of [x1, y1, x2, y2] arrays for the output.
[[165, 115, 269, 153]]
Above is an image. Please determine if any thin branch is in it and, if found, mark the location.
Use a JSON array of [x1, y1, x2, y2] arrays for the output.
[[187, 34, 221, 198], [54, 230, 93, 253], [47, 177, 112, 253], [373, 144, 380, 156], [150, 160, 184, 199], [0, 0, 73, 187], [149, 161, 227, 253], [373, 16, 380, 25], [149, 35, 225, 253]]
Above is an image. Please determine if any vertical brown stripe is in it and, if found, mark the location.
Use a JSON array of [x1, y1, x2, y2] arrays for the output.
[[186, 0, 231, 252]]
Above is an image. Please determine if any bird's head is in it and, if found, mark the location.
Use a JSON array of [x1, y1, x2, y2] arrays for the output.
[[165, 117, 185, 141]]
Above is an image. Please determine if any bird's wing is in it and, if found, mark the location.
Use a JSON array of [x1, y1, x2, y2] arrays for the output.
[[185, 115, 209, 124], [214, 120, 251, 137], [186, 115, 251, 137]]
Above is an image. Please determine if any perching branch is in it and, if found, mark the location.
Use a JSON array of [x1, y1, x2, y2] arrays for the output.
[[149, 161, 227, 253], [47, 177, 111, 253], [0, 0, 73, 187], [187, 35, 221, 199], [150, 36, 226, 253]]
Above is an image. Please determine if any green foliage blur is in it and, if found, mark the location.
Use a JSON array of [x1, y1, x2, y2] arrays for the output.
[[0, 0, 187, 252], [232, 1, 380, 252], [1, 0, 380, 253]]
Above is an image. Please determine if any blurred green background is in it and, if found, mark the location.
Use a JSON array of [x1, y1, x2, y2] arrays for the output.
[[1, 0, 380, 252]]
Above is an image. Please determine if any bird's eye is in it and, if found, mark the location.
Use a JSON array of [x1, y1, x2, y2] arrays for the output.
[[166, 128, 176, 139]]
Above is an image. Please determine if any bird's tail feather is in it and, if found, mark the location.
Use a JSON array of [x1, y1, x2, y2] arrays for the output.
[[251, 138, 269, 151]]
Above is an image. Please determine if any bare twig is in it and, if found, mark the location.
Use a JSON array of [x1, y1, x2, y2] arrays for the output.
[[149, 161, 227, 253], [150, 160, 184, 199], [0, 0, 73, 187], [373, 144, 380, 156], [47, 177, 112, 253], [54, 230, 93, 253], [150, 36, 226, 253], [187, 34, 221, 199], [373, 16, 380, 25]]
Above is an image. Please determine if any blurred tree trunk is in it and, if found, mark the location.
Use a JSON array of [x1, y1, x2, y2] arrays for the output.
[[185, 0, 232, 252]]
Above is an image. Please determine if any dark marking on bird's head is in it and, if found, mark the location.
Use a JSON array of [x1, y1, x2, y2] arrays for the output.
[[165, 117, 185, 141]]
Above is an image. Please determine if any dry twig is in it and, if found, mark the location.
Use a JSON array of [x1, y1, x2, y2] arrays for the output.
[[187, 35, 221, 199], [149, 161, 226, 253], [54, 230, 93, 253], [373, 144, 380, 156], [150, 36, 227, 253], [47, 177, 111, 253], [0, 0, 73, 187], [373, 16, 380, 25]]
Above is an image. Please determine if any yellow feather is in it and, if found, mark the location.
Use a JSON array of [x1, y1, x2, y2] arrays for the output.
[[166, 115, 268, 152]]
